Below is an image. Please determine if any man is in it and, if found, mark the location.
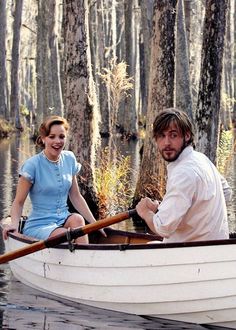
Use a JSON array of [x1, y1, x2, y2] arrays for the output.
[[136, 108, 232, 243]]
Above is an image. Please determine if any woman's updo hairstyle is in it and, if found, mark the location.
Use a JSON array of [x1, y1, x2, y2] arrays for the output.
[[36, 116, 69, 149]]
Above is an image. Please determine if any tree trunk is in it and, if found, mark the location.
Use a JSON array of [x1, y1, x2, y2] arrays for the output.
[[140, 1, 153, 117], [123, 0, 140, 137], [188, 1, 205, 116], [64, 0, 100, 217], [47, 0, 64, 116], [0, 0, 7, 118], [88, 0, 110, 137], [36, 1, 47, 127], [195, 0, 228, 164], [175, 0, 193, 119], [36, 0, 63, 129], [10, 0, 24, 130], [134, 0, 177, 204], [221, 0, 234, 130]]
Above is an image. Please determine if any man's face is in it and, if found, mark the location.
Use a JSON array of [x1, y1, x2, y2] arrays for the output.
[[155, 122, 190, 162]]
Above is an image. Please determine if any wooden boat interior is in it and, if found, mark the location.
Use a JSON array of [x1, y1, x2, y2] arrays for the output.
[[7, 225, 236, 251], [4, 215, 236, 250]]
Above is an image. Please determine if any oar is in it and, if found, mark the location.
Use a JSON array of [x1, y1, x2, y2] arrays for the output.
[[0, 209, 137, 264]]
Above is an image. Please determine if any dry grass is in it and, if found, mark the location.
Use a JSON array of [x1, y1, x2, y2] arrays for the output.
[[0, 118, 15, 138], [217, 129, 234, 174], [99, 57, 133, 132], [94, 148, 135, 218]]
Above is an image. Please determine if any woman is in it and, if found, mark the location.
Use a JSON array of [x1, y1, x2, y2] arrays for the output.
[[3, 115, 104, 243]]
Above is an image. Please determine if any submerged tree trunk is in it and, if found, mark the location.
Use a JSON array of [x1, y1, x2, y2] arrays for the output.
[[64, 0, 100, 217], [36, 0, 63, 127], [0, 0, 7, 119], [123, 0, 140, 137], [47, 0, 64, 116], [195, 0, 228, 164], [175, 0, 193, 119], [188, 1, 205, 116], [140, 1, 153, 117], [134, 0, 177, 204], [10, 0, 24, 130]]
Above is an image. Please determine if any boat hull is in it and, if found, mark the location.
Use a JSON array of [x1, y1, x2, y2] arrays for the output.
[[5, 231, 236, 329]]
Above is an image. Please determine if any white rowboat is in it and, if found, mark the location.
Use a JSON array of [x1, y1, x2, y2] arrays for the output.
[[4, 228, 236, 329]]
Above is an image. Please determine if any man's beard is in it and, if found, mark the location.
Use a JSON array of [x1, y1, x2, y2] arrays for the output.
[[161, 139, 187, 162]]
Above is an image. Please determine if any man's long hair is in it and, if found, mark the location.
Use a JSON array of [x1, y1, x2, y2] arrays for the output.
[[153, 108, 195, 148]]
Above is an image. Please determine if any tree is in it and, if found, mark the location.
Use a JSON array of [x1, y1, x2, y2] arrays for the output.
[[36, 0, 63, 128], [134, 0, 177, 204], [140, 1, 153, 117], [10, 0, 24, 130], [123, 0, 140, 137], [88, 0, 110, 136], [175, 0, 193, 119], [63, 0, 100, 217], [195, 0, 228, 164], [0, 0, 7, 119]]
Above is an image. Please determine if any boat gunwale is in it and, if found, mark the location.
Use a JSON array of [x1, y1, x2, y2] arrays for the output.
[[8, 229, 236, 251]]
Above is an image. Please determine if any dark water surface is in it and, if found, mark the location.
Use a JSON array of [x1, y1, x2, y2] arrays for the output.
[[0, 135, 235, 330]]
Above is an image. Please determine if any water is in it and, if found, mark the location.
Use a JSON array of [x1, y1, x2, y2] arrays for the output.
[[0, 135, 235, 330]]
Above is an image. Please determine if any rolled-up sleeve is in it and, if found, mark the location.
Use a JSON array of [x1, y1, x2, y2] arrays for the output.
[[220, 175, 232, 203], [153, 170, 195, 238], [19, 160, 36, 184]]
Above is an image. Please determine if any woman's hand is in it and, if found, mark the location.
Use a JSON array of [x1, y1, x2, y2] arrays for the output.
[[98, 228, 107, 237], [2, 224, 18, 240]]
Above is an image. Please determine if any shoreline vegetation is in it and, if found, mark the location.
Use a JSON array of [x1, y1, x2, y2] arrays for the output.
[[0, 118, 15, 138], [0, 117, 234, 219]]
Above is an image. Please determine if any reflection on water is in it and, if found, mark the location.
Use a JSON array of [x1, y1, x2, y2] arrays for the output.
[[0, 135, 235, 330], [1, 276, 216, 330]]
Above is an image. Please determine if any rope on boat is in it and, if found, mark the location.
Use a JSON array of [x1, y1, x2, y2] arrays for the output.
[[66, 228, 75, 252]]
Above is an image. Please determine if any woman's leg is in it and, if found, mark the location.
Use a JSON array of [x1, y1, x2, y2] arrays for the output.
[[50, 214, 88, 244]]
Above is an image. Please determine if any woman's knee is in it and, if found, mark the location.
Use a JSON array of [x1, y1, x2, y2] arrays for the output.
[[65, 214, 85, 228]]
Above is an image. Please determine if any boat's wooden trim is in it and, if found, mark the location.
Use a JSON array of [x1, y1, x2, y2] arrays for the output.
[[7, 229, 236, 251]]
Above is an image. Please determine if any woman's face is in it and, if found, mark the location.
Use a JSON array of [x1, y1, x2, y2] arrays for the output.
[[42, 124, 67, 161]]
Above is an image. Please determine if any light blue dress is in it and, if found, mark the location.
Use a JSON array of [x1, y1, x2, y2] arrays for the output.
[[20, 150, 81, 240]]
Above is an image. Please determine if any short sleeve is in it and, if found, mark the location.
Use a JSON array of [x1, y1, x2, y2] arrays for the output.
[[19, 158, 36, 184], [70, 151, 82, 175]]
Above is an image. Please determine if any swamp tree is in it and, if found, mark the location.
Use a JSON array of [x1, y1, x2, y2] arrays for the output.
[[123, 0, 140, 137], [221, 0, 235, 129], [175, 0, 193, 119], [195, 0, 228, 164], [134, 0, 177, 204], [88, 0, 110, 136], [64, 0, 100, 216], [10, 0, 24, 130], [36, 0, 63, 128], [0, 0, 7, 118], [139, 0, 153, 116]]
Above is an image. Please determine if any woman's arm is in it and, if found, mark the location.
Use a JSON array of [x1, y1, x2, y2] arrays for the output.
[[69, 176, 97, 224], [3, 176, 32, 239]]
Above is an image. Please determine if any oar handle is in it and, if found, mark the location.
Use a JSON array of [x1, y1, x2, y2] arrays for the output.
[[0, 209, 137, 264], [45, 209, 137, 247]]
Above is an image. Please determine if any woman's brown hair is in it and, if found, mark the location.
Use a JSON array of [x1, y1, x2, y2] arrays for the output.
[[36, 116, 69, 149]]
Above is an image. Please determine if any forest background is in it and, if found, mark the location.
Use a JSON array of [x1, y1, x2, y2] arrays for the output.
[[0, 0, 235, 219]]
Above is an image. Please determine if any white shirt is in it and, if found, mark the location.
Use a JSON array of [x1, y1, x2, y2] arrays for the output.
[[153, 146, 231, 242]]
